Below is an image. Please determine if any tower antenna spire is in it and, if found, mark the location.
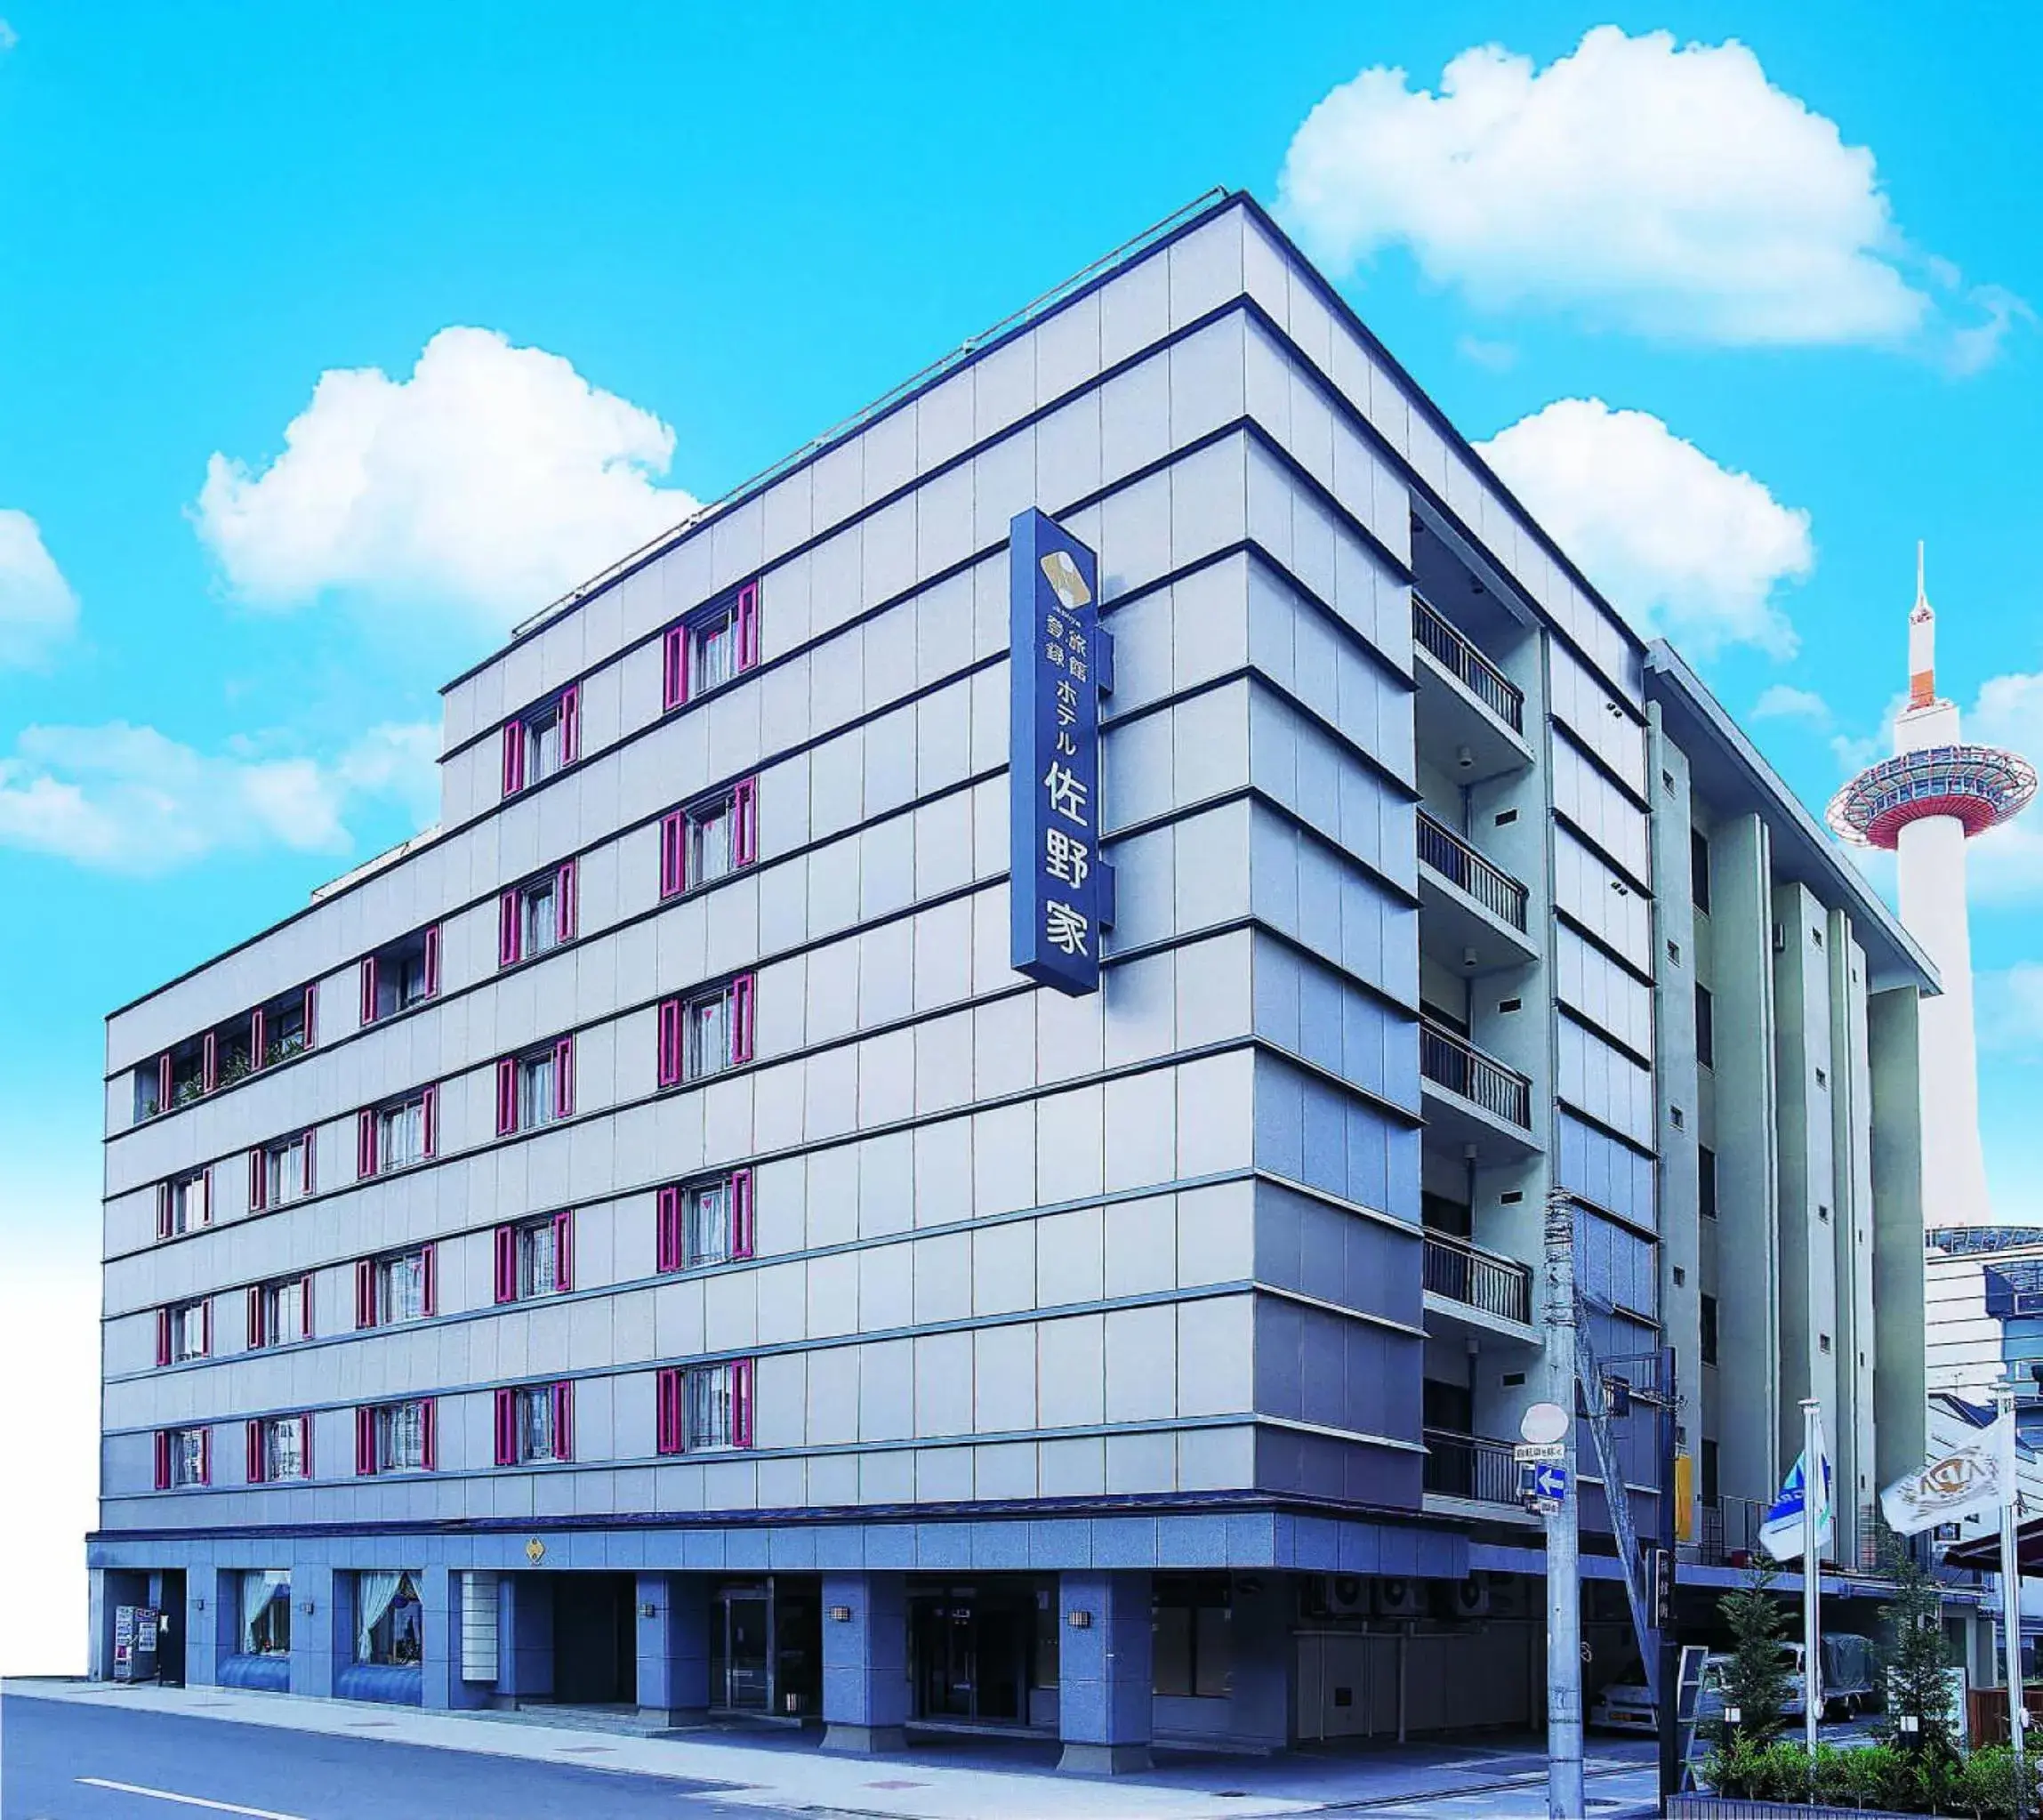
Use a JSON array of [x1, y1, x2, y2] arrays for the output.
[[1908, 542, 1936, 707]]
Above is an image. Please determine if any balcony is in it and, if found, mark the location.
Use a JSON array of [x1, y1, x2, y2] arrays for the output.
[[1421, 1429, 1522, 1506], [1424, 1230, 1534, 1329], [1421, 1020, 1532, 1124], [1417, 813, 1526, 930], [1416, 811, 1538, 976], [1414, 595, 1524, 730], [1412, 594, 1533, 785]]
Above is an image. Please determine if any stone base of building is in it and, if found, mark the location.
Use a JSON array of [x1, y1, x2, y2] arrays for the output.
[[822, 1721, 908, 1753], [1059, 1742, 1154, 1776]]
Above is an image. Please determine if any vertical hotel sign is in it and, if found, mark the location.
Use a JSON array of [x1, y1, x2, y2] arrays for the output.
[[1009, 508, 1114, 995]]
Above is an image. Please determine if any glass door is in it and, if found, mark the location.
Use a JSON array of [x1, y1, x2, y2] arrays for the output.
[[716, 1588, 772, 1711]]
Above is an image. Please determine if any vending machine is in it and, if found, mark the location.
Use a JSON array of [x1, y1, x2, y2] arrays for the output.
[[112, 1605, 161, 1682]]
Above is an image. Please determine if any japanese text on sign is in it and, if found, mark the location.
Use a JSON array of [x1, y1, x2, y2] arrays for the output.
[[1009, 510, 1114, 995]]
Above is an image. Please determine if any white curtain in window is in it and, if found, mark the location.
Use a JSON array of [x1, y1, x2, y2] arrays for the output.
[[241, 1570, 289, 1655], [696, 613, 736, 690], [687, 1182, 729, 1266], [357, 1570, 405, 1661], [518, 1225, 557, 1299]]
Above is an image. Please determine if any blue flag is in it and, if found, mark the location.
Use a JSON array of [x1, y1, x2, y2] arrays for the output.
[[1760, 1446, 1834, 1562]]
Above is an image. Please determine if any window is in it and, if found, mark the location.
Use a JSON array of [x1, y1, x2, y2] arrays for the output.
[[659, 780, 758, 898], [240, 1571, 292, 1654], [502, 686, 580, 796], [253, 984, 317, 1069], [656, 1360, 754, 1454], [498, 863, 576, 966], [155, 1298, 212, 1366], [357, 1087, 437, 1177], [1700, 1294, 1719, 1366], [494, 1212, 574, 1303], [247, 1274, 313, 1349], [250, 1131, 315, 1212], [359, 926, 440, 1025], [1694, 984, 1715, 1068], [356, 1244, 436, 1329], [355, 1400, 436, 1475], [656, 1171, 754, 1271], [155, 1167, 213, 1239], [245, 1414, 311, 1484], [663, 581, 760, 710], [1698, 1145, 1717, 1220], [656, 975, 756, 1087], [1701, 1437, 1720, 1508], [495, 1037, 574, 1135], [154, 1426, 210, 1490], [357, 1572, 422, 1664], [1152, 1578, 1232, 1699], [493, 1381, 574, 1465], [1690, 829, 1710, 913]]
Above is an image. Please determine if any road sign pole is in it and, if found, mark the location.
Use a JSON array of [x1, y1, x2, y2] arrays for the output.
[[1545, 1189, 1584, 1820], [1659, 1344, 1680, 1816]]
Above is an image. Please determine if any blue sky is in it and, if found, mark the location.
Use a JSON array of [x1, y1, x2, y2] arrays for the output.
[[2, 0, 2039, 1660]]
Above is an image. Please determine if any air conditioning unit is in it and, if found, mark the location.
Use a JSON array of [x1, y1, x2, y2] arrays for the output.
[[1484, 1574, 1529, 1618], [1440, 1574, 1491, 1619], [1321, 1574, 1371, 1616], [1374, 1577, 1426, 1619]]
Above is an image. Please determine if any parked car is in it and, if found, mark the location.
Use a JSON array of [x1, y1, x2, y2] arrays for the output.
[[1587, 1636, 1877, 1733]]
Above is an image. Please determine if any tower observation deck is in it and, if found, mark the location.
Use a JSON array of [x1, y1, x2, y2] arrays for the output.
[[1827, 548, 2034, 1235]]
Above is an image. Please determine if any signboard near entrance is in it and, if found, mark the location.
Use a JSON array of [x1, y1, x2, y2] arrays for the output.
[[1009, 509, 1114, 996]]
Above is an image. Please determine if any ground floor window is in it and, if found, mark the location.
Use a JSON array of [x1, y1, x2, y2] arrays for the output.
[[357, 1570, 422, 1664], [241, 1570, 291, 1655], [1153, 1576, 1232, 1699]]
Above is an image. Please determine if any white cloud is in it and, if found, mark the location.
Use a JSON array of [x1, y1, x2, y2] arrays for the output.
[[1456, 334, 1518, 372], [1960, 669, 2043, 905], [1752, 683, 1833, 727], [1277, 26, 2013, 356], [1476, 398, 1813, 656], [0, 508, 80, 668], [196, 326, 696, 631], [0, 720, 438, 874], [1978, 962, 2043, 1059], [0, 19, 17, 53]]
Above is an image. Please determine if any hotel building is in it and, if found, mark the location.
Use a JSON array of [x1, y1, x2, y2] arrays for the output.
[[89, 190, 1934, 1761]]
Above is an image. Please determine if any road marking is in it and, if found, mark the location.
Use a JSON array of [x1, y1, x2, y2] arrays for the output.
[[76, 1779, 310, 1819]]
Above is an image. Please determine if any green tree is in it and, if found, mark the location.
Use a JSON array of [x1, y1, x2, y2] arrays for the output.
[[1709, 1560, 1795, 1745], [1873, 1522, 1963, 1760]]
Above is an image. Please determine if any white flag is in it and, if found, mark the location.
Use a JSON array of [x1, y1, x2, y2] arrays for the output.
[[1761, 1446, 1834, 1562], [1881, 1421, 2010, 1535]]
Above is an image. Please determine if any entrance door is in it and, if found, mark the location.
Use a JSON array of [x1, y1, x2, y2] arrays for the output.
[[720, 1592, 771, 1711], [156, 1572, 187, 1687], [910, 1590, 1034, 1724], [916, 1601, 977, 1718], [551, 1574, 636, 1703]]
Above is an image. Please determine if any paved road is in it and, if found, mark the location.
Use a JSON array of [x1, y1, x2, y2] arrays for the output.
[[0, 1695, 817, 1820]]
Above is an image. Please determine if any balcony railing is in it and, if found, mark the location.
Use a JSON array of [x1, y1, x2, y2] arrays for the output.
[[1413, 595, 1524, 733], [1417, 811, 1529, 931], [1423, 1230, 1534, 1326], [1420, 1021, 1532, 1130], [1422, 1429, 1521, 1505]]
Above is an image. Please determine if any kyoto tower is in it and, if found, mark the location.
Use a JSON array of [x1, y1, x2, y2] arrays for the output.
[[1828, 548, 2037, 1229]]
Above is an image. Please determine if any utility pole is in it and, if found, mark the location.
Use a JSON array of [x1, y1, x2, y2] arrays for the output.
[[1999, 1378, 2027, 1810], [1545, 1189, 1583, 1820], [1658, 1345, 1680, 1816]]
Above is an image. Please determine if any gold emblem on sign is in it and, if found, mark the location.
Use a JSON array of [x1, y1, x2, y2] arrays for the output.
[[1040, 551, 1090, 611], [526, 1537, 546, 1563]]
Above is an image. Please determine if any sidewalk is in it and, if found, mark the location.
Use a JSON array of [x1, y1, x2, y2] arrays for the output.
[[2, 1677, 1653, 1819]]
